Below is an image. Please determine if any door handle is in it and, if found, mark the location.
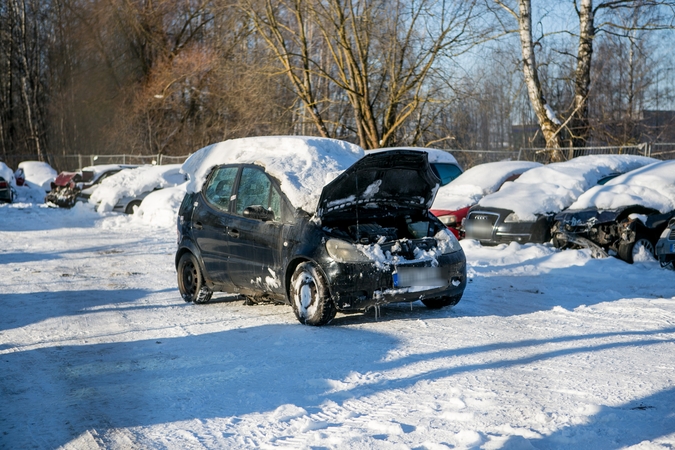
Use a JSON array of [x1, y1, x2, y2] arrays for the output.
[[193, 222, 203, 230], [227, 228, 240, 238]]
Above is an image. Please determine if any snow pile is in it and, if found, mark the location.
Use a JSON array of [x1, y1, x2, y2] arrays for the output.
[[3, 203, 675, 449], [135, 183, 188, 228], [568, 159, 675, 213], [89, 164, 186, 212], [478, 155, 656, 221], [17, 161, 57, 191], [182, 136, 365, 213], [432, 161, 541, 211]]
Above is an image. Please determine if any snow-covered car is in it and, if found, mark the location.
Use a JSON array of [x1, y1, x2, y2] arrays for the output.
[[46, 164, 138, 208], [15, 161, 57, 193], [88, 164, 187, 214], [374, 147, 463, 186], [176, 136, 467, 326], [0, 162, 17, 203], [656, 217, 675, 269], [431, 160, 542, 239], [552, 159, 675, 263], [463, 155, 657, 246]]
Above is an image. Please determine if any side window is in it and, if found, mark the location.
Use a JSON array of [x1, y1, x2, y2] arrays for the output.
[[204, 166, 238, 212], [236, 167, 282, 221]]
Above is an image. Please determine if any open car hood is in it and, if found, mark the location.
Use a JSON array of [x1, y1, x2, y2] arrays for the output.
[[317, 149, 440, 219], [53, 172, 81, 187]]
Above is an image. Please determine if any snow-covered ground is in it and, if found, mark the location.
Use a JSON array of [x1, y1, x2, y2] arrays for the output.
[[2, 200, 675, 450]]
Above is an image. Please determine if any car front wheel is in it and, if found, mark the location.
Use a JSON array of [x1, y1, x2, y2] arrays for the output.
[[289, 262, 336, 326], [125, 199, 142, 214], [618, 233, 656, 264], [177, 252, 213, 304]]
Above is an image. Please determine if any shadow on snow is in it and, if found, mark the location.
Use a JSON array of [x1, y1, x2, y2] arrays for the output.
[[2, 323, 674, 449]]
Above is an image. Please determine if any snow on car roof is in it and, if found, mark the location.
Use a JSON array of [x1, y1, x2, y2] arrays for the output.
[[0, 162, 14, 184], [182, 136, 365, 213], [17, 161, 57, 189], [432, 160, 541, 211], [477, 154, 657, 221], [89, 164, 186, 212], [567, 159, 675, 213]]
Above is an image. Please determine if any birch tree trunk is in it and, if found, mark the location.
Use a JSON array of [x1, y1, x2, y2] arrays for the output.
[[571, 0, 594, 153], [516, 0, 563, 157]]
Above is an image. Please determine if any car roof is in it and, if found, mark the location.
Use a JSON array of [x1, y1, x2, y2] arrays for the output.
[[567, 159, 675, 214], [182, 136, 365, 213], [477, 154, 657, 221]]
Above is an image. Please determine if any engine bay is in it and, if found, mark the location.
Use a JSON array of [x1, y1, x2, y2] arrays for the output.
[[323, 212, 444, 245]]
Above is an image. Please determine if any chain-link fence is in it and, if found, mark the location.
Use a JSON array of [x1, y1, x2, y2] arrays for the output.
[[3, 142, 674, 173], [451, 143, 667, 167], [1, 153, 192, 172], [652, 143, 675, 160]]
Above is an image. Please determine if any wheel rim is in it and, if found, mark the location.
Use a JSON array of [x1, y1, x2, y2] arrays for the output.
[[632, 238, 655, 260], [182, 261, 197, 296], [294, 271, 318, 319]]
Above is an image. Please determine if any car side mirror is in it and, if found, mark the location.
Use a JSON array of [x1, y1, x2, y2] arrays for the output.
[[243, 205, 275, 221]]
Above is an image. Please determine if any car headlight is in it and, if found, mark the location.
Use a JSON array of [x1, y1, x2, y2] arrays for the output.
[[503, 212, 520, 223], [326, 239, 371, 262], [439, 214, 458, 226], [435, 228, 462, 254], [661, 227, 671, 239]]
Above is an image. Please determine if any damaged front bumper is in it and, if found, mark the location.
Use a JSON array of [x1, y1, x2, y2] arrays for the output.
[[324, 251, 467, 312], [552, 230, 609, 258], [45, 186, 80, 208]]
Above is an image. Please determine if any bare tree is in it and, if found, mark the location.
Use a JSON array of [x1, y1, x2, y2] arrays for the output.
[[491, 0, 675, 158], [242, 0, 489, 149]]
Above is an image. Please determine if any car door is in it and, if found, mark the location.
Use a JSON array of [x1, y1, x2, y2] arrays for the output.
[[226, 166, 287, 295], [192, 165, 239, 287]]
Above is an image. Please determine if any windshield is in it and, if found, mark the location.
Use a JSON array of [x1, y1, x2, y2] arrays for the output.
[[432, 163, 463, 186]]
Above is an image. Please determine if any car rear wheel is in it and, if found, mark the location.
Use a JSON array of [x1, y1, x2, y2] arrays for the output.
[[422, 294, 462, 309], [289, 262, 336, 326], [125, 199, 142, 214], [177, 252, 213, 304], [618, 233, 655, 264]]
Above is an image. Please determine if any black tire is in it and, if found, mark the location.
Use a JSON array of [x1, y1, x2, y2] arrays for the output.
[[618, 233, 656, 264], [289, 262, 336, 326], [177, 252, 213, 304], [125, 199, 142, 214], [660, 258, 675, 271], [422, 294, 462, 309]]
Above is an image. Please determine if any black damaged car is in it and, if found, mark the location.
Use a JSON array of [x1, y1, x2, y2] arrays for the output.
[[176, 143, 467, 326], [552, 160, 675, 263]]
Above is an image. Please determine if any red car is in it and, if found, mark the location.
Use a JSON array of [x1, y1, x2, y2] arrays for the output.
[[431, 161, 542, 238], [46, 164, 138, 208]]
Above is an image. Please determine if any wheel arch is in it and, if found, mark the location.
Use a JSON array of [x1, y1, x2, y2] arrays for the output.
[[284, 256, 334, 303]]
